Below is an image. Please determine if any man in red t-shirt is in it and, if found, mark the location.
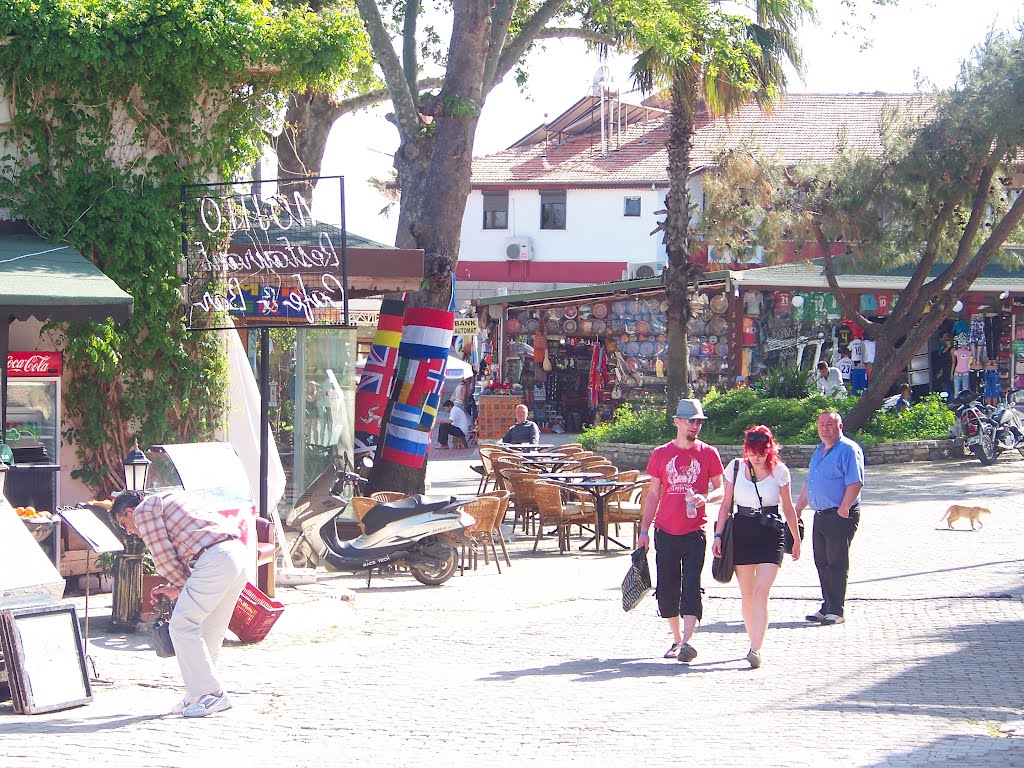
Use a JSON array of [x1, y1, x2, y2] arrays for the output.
[[638, 399, 724, 663]]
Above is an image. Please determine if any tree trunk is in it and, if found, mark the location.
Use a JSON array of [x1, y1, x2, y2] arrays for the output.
[[663, 77, 698, 417], [369, 0, 492, 494], [842, 307, 950, 434]]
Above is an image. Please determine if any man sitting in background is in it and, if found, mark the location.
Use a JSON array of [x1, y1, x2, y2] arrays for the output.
[[437, 399, 472, 449], [502, 403, 540, 444]]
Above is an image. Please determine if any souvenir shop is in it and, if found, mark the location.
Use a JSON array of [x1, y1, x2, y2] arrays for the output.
[[730, 263, 1024, 397], [474, 273, 733, 431]]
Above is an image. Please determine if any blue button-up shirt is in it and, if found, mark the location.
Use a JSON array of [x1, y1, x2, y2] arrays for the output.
[[806, 434, 864, 510]]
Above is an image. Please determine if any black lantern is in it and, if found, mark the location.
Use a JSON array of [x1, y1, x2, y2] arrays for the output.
[[122, 440, 151, 491]]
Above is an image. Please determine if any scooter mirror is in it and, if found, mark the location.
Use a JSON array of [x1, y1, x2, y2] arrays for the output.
[[362, 456, 374, 469]]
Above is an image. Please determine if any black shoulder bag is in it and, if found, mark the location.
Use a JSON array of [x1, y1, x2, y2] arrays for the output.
[[711, 460, 740, 584]]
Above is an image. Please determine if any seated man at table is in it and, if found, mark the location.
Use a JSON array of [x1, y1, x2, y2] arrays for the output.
[[502, 404, 540, 444], [437, 399, 472, 449]]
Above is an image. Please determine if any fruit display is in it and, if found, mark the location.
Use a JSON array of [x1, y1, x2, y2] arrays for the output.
[[84, 499, 114, 510], [15, 506, 52, 520]]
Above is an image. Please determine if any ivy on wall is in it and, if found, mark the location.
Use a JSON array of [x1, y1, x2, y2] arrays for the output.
[[0, 0, 370, 493]]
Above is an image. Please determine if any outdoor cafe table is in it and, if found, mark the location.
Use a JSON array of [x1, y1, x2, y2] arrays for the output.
[[556, 480, 638, 552], [497, 443, 555, 453], [515, 454, 579, 472]]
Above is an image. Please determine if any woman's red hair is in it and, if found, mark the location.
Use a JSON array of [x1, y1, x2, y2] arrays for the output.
[[744, 424, 779, 472]]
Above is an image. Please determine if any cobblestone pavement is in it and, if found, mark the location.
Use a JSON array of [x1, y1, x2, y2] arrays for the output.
[[2, 453, 1024, 767]]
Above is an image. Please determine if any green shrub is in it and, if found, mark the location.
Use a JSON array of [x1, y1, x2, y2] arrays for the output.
[[580, 404, 674, 449], [759, 364, 814, 399], [584, 390, 953, 447]]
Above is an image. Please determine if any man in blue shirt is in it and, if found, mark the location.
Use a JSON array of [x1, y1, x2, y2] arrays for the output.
[[795, 411, 865, 626]]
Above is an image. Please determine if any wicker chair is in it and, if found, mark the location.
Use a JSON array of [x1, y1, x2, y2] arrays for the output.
[[370, 491, 407, 503], [555, 444, 584, 454], [478, 489, 512, 568], [530, 480, 584, 553], [588, 464, 619, 478], [503, 469, 543, 535], [461, 495, 504, 573], [577, 456, 613, 469], [490, 456, 526, 493], [471, 445, 505, 494], [606, 475, 650, 547], [349, 496, 377, 533]]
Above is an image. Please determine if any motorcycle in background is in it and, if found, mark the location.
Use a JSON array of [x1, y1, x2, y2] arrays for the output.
[[951, 389, 1024, 465], [285, 463, 368, 569]]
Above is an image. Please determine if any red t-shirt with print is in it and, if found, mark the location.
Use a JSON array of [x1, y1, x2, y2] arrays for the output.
[[645, 440, 725, 536]]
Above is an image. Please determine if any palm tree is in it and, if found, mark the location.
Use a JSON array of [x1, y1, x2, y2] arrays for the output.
[[627, 0, 813, 413]]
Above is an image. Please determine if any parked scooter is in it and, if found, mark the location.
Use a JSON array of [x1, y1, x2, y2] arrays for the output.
[[320, 494, 474, 586], [285, 463, 368, 569]]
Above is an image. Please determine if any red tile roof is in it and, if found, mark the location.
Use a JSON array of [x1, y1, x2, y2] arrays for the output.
[[471, 93, 935, 189]]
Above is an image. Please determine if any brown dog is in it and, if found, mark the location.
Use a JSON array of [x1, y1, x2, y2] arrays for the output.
[[941, 505, 991, 530]]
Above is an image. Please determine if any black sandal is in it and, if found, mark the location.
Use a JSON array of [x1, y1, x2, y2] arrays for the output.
[[663, 642, 682, 659]]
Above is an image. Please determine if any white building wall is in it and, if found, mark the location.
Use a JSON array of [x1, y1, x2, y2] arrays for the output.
[[460, 187, 669, 267]]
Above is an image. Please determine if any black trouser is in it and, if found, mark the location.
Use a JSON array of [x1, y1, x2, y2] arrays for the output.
[[812, 507, 860, 617], [437, 423, 466, 446], [654, 529, 706, 621]]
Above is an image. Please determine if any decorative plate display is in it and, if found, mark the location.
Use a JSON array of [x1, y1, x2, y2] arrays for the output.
[[690, 318, 706, 335], [518, 311, 532, 324], [611, 320, 625, 334], [612, 300, 628, 314], [593, 303, 609, 319], [710, 294, 729, 314], [592, 319, 607, 335], [578, 304, 592, 319], [580, 319, 594, 334], [660, 300, 669, 312], [563, 306, 578, 319], [526, 318, 539, 332], [656, 341, 668, 354], [640, 341, 655, 356], [657, 334, 667, 342], [717, 341, 730, 357], [709, 335, 718, 344], [546, 319, 560, 334], [636, 320, 651, 335], [506, 318, 521, 334], [563, 319, 578, 334], [708, 316, 729, 336], [625, 341, 641, 355], [629, 300, 643, 314], [548, 306, 564, 319]]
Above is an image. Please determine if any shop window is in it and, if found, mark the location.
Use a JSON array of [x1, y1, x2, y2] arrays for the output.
[[624, 197, 641, 217], [482, 191, 508, 230], [540, 190, 566, 230]]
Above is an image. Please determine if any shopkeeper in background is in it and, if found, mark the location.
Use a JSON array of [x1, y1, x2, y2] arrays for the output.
[[112, 489, 246, 719], [502, 403, 540, 444]]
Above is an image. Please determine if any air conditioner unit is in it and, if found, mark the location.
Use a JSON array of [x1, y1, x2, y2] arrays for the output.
[[626, 261, 667, 279], [505, 238, 533, 261]]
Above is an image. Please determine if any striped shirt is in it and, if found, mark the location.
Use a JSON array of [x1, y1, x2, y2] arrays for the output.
[[133, 491, 239, 587]]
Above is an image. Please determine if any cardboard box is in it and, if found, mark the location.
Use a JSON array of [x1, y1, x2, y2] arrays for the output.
[[58, 549, 104, 578]]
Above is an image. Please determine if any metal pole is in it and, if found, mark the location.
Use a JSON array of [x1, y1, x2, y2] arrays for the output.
[[259, 327, 270, 520], [1, 316, 9, 445]]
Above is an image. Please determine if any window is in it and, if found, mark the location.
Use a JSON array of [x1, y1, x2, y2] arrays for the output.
[[624, 197, 641, 217], [482, 191, 508, 230], [540, 190, 566, 230]]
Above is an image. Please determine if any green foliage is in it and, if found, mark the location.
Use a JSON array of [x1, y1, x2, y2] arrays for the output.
[[589, 390, 953, 447], [0, 0, 369, 493], [580, 404, 674, 450], [758, 363, 814, 399]]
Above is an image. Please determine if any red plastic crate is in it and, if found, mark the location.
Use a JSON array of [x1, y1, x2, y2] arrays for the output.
[[228, 582, 284, 643]]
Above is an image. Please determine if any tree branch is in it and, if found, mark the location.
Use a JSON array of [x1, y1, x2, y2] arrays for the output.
[[533, 28, 616, 43], [812, 216, 878, 336], [482, 0, 514, 92], [489, 0, 572, 92], [353, 0, 420, 139], [332, 77, 444, 117], [403, 0, 419, 97]]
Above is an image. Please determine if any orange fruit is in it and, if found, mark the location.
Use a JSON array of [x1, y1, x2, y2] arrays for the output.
[[25, 506, 35, 516]]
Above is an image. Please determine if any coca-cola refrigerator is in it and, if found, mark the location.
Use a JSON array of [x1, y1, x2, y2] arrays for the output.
[[4, 352, 62, 519]]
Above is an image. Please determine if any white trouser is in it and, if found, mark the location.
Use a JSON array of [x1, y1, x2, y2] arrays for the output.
[[170, 539, 248, 700]]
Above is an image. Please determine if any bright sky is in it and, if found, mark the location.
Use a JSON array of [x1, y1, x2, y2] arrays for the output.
[[314, 0, 1021, 244]]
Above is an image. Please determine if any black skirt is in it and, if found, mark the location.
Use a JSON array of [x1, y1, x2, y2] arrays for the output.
[[731, 514, 784, 567]]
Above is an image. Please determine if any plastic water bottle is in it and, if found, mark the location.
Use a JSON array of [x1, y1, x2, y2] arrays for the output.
[[686, 490, 697, 519]]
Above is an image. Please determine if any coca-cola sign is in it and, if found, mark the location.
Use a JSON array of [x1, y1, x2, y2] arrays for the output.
[[7, 352, 63, 377]]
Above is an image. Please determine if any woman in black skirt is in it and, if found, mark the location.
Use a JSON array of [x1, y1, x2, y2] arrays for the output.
[[712, 425, 801, 668]]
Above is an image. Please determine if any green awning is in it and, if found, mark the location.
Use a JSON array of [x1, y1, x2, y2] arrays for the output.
[[0, 235, 133, 323]]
